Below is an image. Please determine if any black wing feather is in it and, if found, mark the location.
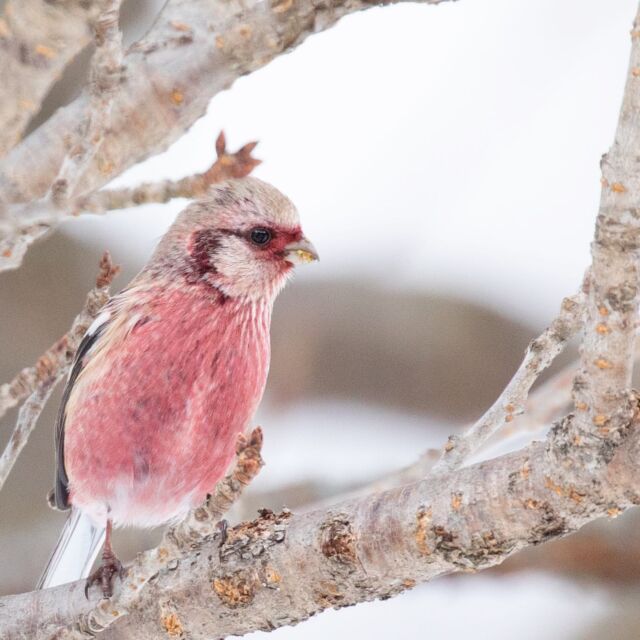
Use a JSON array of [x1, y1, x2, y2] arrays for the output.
[[53, 320, 108, 511]]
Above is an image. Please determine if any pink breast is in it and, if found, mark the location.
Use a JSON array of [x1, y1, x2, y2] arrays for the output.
[[64, 287, 271, 527]]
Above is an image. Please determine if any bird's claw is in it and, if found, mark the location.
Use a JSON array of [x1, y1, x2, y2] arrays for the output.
[[217, 518, 228, 547], [84, 551, 124, 599]]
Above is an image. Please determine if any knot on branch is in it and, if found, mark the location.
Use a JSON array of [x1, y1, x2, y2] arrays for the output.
[[594, 212, 640, 252], [320, 516, 356, 566], [219, 508, 291, 562], [212, 568, 260, 608], [415, 516, 518, 572], [545, 390, 640, 501]]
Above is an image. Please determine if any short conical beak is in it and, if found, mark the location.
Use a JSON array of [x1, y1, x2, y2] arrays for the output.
[[284, 237, 319, 265]]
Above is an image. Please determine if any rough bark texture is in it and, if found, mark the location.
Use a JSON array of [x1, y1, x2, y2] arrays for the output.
[[0, 0, 97, 156], [2, 430, 639, 640]]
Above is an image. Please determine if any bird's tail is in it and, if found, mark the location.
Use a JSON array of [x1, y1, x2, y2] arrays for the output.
[[37, 508, 105, 590]]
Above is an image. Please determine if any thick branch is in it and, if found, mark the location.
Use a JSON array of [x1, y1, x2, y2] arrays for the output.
[[567, 11, 640, 467], [3, 415, 639, 640], [0, 1, 97, 156], [0, 0, 447, 270], [61, 428, 264, 639]]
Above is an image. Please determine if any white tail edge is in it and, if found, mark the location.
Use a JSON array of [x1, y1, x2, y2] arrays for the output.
[[37, 508, 105, 590]]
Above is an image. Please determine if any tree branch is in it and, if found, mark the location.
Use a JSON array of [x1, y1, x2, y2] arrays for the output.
[[48, 0, 125, 208], [3, 420, 640, 640], [0, 0, 449, 271], [0, 252, 119, 490], [77, 132, 261, 213], [567, 18, 640, 466], [0, 380, 56, 491], [0, 0, 125, 268], [0, 0, 98, 157], [433, 292, 585, 473]]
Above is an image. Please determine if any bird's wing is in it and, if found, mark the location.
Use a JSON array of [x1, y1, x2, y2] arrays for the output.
[[53, 309, 112, 511]]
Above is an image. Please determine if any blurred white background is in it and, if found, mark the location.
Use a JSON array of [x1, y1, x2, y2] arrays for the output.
[[70, 0, 635, 325], [3, 0, 640, 637]]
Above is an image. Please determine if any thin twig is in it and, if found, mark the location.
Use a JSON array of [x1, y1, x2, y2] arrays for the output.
[[168, 427, 265, 544], [0, 252, 118, 489], [0, 252, 118, 422], [49, 0, 124, 207], [0, 381, 56, 491], [432, 292, 585, 473], [0, 132, 259, 270], [78, 132, 261, 213]]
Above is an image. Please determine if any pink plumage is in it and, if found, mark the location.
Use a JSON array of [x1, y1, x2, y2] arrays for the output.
[[65, 286, 271, 527], [38, 177, 318, 593]]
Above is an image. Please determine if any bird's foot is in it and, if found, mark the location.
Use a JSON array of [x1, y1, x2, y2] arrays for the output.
[[85, 550, 124, 599]]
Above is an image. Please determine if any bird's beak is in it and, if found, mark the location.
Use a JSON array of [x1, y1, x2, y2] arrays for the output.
[[284, 237, 319, 265]]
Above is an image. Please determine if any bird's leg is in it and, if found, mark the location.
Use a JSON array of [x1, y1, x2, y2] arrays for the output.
[[85, 518, 124, 599], [217, 518, 228, 547]]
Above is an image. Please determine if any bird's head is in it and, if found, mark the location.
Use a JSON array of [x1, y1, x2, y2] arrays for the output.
[[156, 177, 318, 301]]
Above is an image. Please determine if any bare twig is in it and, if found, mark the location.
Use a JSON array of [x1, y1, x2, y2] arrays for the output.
[[169, 427, 265, 544], [60, 428, 264, 638], [0, 252, 118, 422], [0, 131, 258, 271], [0, 381, 56, 491], [0, 252, 118, 489], [48, 0, 125, 208], [78, 132, 261, 213], [433, 293, 585, 473]]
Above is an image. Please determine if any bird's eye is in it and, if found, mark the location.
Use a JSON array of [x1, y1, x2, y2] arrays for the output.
[[249, 227, 272, 246]]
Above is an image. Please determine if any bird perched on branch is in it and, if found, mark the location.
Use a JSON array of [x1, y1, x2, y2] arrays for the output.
[[38, 177, 318, 596]]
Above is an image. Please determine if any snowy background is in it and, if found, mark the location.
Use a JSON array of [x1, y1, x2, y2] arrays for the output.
[[2, 0, 640, 637]]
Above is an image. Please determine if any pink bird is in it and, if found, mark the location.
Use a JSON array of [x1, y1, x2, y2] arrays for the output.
[[38, 177, 318, 596]]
